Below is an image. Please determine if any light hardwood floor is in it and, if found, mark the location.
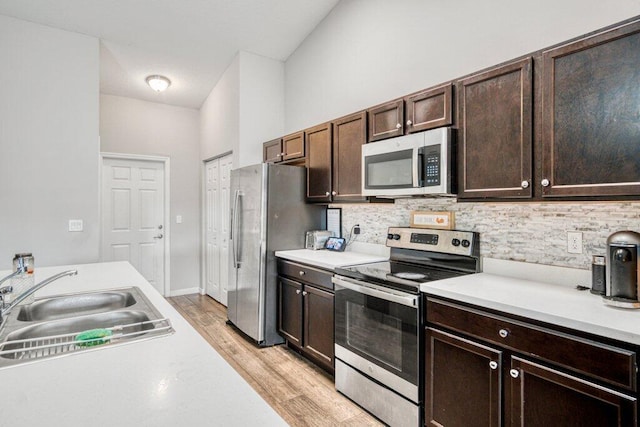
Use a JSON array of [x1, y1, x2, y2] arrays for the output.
[[167, 293, 384, 426]]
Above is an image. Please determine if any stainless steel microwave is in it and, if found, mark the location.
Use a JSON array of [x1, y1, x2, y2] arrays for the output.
[[361, 127, 454, 197]]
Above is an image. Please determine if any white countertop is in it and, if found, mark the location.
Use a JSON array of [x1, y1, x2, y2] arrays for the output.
[[1, 262, 286, 427], [275, 248, 388, 270], [421, 272, 640, 346]]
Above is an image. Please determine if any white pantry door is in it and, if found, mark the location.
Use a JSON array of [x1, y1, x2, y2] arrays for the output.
[[205, 154, 233, 305], [101, 157, 166, 294]]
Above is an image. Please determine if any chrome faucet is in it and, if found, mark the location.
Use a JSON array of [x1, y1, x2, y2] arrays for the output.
[[0, 269, 78, 327]]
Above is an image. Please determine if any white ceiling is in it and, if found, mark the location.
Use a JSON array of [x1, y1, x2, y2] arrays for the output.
[[0, 0, 340, 109]]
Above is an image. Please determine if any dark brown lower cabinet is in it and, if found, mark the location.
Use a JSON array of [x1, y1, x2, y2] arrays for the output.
[[425, 328, 502, 427], [425, 297, 638, 426], [509, 356, 636, 427], [277, 260, 334, 372], [278, 277, 303, 346]]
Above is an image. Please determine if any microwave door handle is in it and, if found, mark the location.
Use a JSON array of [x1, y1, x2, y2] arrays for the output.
[[412, 147, 421, 188]]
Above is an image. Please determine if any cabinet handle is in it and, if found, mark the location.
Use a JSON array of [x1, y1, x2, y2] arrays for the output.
[[299, 271, 305, 276], [277, 153, 282, 157], [325, 191, 330, 196], [395, 123, 402, 129], [541, 178, 550, 187], [295, 289, 301, 294], [331, 191, 337, 196], [489, 361, 498, 370], [510, 369, 520, 378], [498, 329, 509, 338], [521, 180, 529, 189], [406, 120, 412, 126], [302, 291, 308, 296]]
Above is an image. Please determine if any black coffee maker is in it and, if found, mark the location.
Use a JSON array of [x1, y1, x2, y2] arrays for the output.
[[604, 231, 640, 308]]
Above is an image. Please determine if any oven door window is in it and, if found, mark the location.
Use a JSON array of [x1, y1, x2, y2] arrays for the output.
[[364, 149, 414, 189], [335, 288, 418, 385]]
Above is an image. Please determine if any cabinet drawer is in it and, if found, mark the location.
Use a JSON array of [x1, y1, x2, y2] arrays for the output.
[[427, 298, 637, 391], [277, 260, 333, 291]]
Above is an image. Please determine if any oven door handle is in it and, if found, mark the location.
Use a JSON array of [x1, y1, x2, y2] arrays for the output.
[[332, 276, 418, 308]]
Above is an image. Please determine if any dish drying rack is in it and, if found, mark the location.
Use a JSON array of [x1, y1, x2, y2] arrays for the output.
[[0, 318, 173, 360]]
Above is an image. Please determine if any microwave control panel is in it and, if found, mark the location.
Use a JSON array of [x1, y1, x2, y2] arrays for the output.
[[423, 145, 441, 186]]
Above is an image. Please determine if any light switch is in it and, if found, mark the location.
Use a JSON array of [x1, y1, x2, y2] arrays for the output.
[[176, 215, 183, 224], [69, 219, 83, 232]]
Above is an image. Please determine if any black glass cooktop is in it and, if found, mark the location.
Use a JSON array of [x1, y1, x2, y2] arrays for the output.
[[335, 260, 465, 294]]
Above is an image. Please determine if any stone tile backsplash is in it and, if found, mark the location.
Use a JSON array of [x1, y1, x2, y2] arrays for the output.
[[332, 199, 640, 270]]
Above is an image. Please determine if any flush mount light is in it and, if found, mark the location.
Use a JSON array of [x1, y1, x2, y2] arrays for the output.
[[146, 75, 171, 92]]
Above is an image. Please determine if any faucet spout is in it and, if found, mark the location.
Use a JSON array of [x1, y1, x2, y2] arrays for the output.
[[0, 269, 78, 326]]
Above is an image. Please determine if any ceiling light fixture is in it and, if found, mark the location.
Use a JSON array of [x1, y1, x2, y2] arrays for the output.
[[146, 75, 171, 92]]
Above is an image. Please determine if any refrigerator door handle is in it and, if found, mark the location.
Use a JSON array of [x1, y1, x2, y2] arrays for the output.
[[231, 190, 241, 269]]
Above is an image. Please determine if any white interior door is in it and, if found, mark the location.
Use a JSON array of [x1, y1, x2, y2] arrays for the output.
[[101, 157, 166, 295], [205, 154, 233, 305]]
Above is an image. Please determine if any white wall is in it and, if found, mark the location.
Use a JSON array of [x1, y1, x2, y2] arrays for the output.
[[0, 15, 100, 269], [200, 55, 240, 164], [285, 0, 640, 132], [99, 95, 201, 294], [200, 51, 284, 166], [238, 51, 285, 167]]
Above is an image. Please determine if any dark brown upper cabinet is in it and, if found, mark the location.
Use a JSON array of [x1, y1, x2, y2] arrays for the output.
[[332, 112, 367, 202], [457, 58, 533, 199], [541, 20, 640, 198], [305, 122, 333, 203], [405, 83, 453, 134], [282, 131, 305, 162], [368, 84, 454, 143], [263, 138, 282, 163], [368, 99, 404, 142]]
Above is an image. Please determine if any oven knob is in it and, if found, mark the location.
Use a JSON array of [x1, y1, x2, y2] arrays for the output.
[[461, 239, 471, 248], [393, 234, 401, 240], [451, 238, 460, 246], [387, 233, 394, 240]]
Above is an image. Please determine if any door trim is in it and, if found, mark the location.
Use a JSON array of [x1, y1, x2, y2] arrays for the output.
[[99, 152, 171, 296], [200, 151, 233, 297]]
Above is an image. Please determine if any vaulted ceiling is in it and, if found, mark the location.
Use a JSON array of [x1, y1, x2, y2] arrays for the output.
[[0, 0, 340, 109]]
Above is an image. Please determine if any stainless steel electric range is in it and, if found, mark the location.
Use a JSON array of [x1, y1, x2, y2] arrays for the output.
[[332, 227, 480, 427]]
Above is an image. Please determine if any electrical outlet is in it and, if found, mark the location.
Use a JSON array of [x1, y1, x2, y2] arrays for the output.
[[567, 231, 582, 254], [68, 219, 83, 232]]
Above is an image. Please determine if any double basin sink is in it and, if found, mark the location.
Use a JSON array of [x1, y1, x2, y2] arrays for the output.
[[0, 287, 174, 367]]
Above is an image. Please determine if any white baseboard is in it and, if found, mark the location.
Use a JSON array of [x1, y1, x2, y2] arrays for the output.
[[167, 287, 202, 297]]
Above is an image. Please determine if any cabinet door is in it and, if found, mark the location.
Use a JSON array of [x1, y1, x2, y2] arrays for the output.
[[405, 83, 453, 133], [425, 328, 502, 427], [282, 131, 305, 162], [458, 58, 533, 199], [332, 111, 367, 202], [263, 138, 282, 163], [368, 99, 404, 142], [278, 277, 303, 345], [303, 285, 334, 367], [305, 122, 333, 203], [541, 22, 640, 197], [509, 356, 637, 426]]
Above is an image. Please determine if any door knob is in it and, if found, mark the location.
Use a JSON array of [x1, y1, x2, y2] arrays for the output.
[[158, 225, 163, 230], [154, 234, 164, 239], [395, 123, 402, 129], [406, 120, 412, 126]]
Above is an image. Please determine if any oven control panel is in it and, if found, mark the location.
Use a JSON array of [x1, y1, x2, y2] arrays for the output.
[[386, 227, 478, 257]]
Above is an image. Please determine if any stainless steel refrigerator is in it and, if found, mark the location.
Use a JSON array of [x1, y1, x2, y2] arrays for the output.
[[227, 163, 325, 346]]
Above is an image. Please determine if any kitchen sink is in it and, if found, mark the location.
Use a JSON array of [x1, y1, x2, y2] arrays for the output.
[[0, 287, 173, 367], [16, 291, 137, 321]]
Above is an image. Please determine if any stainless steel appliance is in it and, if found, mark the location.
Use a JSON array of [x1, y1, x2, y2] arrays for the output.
[[361, 128, 454, 197], [333, 227, 479, 427], [227, 163, 325, 346], [305, 230, 334, 250], [604, 230, 640, 308]]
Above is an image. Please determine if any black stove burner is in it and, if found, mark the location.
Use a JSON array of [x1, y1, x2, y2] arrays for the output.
[[393, 272, 426, 280]]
